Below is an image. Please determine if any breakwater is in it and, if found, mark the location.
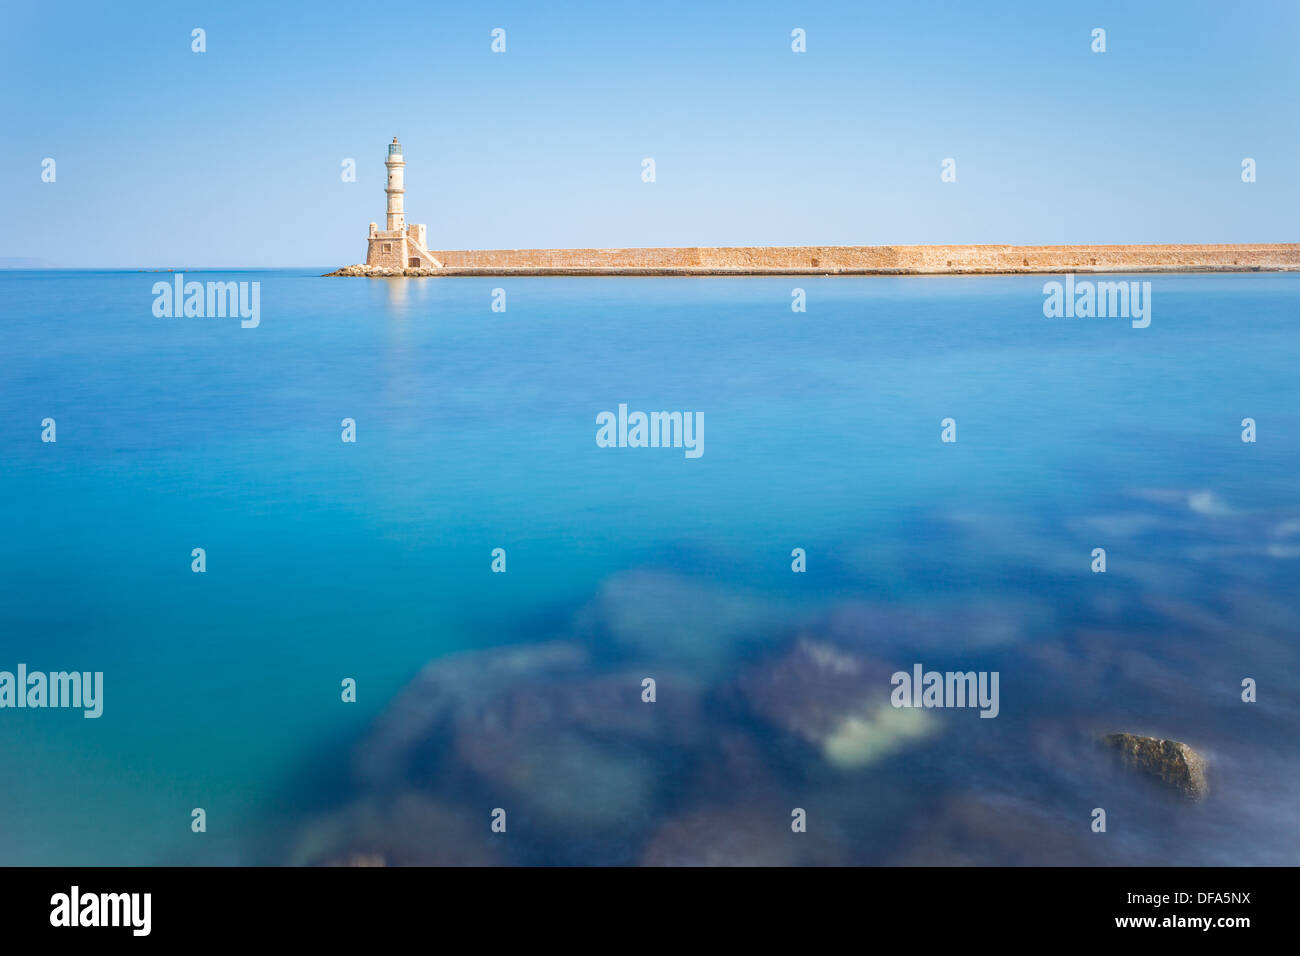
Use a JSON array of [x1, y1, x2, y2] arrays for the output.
[[327, 243, 1300, 277]]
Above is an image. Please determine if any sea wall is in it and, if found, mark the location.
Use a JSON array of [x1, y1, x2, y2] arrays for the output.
[[327, 243, 1300, 277]]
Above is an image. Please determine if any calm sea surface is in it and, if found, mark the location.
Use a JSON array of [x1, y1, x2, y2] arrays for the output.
[[1, 270, 1297, 865]]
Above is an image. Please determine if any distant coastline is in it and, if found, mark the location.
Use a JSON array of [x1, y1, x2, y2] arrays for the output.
[[325, 243, 1300, 278]]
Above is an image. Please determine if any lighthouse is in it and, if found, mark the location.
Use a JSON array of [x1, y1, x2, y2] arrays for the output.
[[385, 136, 405, 232], [365, 137, 440, 270]]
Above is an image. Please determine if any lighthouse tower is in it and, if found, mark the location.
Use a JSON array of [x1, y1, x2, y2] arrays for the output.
[[365, 136, 440, 270], [385, 137, 405, 232]]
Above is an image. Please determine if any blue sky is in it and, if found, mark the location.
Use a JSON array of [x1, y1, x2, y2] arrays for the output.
[[2, 0, 1297, 266]]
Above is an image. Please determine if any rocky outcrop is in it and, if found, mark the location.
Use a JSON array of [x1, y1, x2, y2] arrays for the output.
[[324, 264, 442, 277], [1103, 732, 1209, 799]]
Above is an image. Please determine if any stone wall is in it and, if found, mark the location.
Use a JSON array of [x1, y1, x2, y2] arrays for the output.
[[421, 244, 1300, 276], [364, 229, 441, 270], [366, 234, 407, 269], [333, 244, 1300, 277]]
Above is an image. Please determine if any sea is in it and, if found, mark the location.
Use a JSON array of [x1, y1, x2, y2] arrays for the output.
[[1, 269, 1297, 865]]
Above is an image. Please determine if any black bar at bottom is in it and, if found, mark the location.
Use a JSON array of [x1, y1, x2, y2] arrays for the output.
[[0, 865, 1273, 942]]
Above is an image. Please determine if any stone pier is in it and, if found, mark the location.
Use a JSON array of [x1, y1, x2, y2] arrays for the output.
[[328, 243, 1300, 277]]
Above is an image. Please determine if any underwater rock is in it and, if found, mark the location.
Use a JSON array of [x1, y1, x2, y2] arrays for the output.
[[1103, 732, 1208, 799], [289, 792, 503, 866], [640, 806, 843, 866], [640, 809, 798, 866], [681, 729, 785, 806], [729, 637, 936, 769], [458, 729, 656, 830], [320, 853, 385, 867], [451, 672, 702, 830], [573, 570, 788, 673], [458, 669, 704, 746], [890, 793, 1106, 866], [354, 642, 588, 788], [357, 640, 709, 840]]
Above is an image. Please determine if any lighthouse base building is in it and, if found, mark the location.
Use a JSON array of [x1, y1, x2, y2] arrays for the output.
[[365, 137, 441, 270], [366, 222, 441, 270]]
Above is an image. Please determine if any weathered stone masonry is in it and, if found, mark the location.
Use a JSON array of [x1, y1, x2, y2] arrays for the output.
[[424, 243, 1300, 275], [335, 243, 1300, 277]]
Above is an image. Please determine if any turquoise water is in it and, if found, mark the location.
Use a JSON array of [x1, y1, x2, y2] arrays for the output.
[[1, 270, 1297, 865]]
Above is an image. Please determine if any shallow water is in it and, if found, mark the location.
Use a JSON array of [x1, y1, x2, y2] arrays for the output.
[[1, 270, 1297, 864]]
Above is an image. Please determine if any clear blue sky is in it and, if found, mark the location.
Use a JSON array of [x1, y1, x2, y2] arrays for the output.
[[2, 0, 1296, 266]]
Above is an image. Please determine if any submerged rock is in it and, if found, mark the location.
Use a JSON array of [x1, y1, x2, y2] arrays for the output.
[[354, 642, 587, 788], [730, 638, 936, 769], [890, 793, 1106, 866], [458, 729, 656, 830], [1103, 732, 1208, 799], [289, 792, 503, 866], [640, 808, 820, 866], [356, 636, 712, 846], [322, 854, 386, 867], [573, 570, 789, 673], [451, 672, 703, 831]]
